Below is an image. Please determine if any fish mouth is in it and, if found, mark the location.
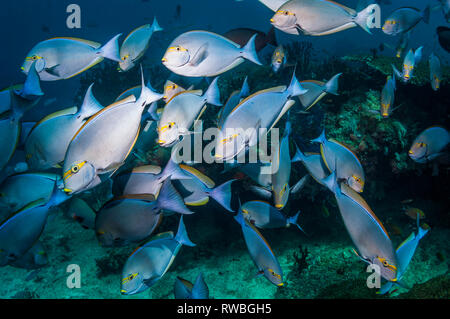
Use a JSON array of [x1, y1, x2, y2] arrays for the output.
[[275, 204, 283, 209], [63, 188, 73, 194], [161, 58, 167, 63]]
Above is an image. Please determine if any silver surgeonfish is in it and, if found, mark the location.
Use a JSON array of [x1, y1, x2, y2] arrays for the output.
[[63, 72, 164, 194], [378, 216, 429, 295], [25, 83, 103, 170], [380, 72, 396, 118], [292, 143, 329, 186], [120, 216, 195, 295], [21, 34, 122, 81], [408, 126, 450, 163], [0, 172, 60, 216], [312, 130, 365, 193], [271, 120, 291, 209], [429, 53, 442, 91], [158, 77, 222, 147], [298, 73, 341, 111], [234, 211, 284, 286], [96, 179, 192, 247], [240, 200, 303, 232], [271, 45, 286, 73], [119, 18, 163, 72], [113, 160, 189, 197], [322, 172, 398, 282], [392, 46, 423, 83], [270, 0, 377, 36], [161, 31, 262, 77], [0, 183, 69, 266], [382, 6, 430, 36], [174, 273, 209, 299], [217, 76, 250, 129], [215, 73, 307, 161], [174, 164, 235, 212]]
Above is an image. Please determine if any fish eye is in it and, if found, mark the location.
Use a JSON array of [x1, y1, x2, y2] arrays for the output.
[[71, 165, 80, 173]]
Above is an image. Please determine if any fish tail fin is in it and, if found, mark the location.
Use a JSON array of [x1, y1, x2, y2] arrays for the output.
[[16, 61, 44, 100], [233, 210, 245, 226], [241, 34, 262, 66], [311, 129, 327, 145], [138, 65, 164, 107], [325, 73, 342, 95], [239, 76, 250, 99], [192, 273, 209, 299], [157, 179, 193, 215], [175, 216, 196, 247], [414, 46, 423, 64], [78, 83, 103, 118], [354, 4, 377, 34], [416, 213, 430, 239], [151, 16, 163, 32], [284, 118, 292, 137], [288, 210, 305, 234], [98, 33, 122, 62], [209, 179, 235, 212], [146, 101, 160, 121], [45, 181, 70, 209], [292, 142, 306, 163], [422, 5, 430, 24], [203, 77, 222, 106], [161, 158, 189, 181], [322, 172, 339, 194], [287, 71, 308, 97], [266, 26, 278, 47]]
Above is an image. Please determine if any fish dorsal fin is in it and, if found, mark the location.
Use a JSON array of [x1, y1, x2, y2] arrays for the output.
[[114, 193, 156, 202], [166, 89, 203, 104], [396, 232, 415, 251], [269, 99, 295, 132], [47, 37, 101, 49], [32, 107, 78, 131], [341, 183, 390, 240], [187, 30, 241, 48], [132, 165, 162, 174], [325, 0, 356, 15], [304, 152, 320, 156], [229, 86, 286, 117], [129, 231, 174, 257], [1, 198, 46, 227], [71, 95, 136, 142], [177, 277, 194, 290], [116, 85, 141, 102], [302, 80, 325, 86], [180, 164, 215, 188]]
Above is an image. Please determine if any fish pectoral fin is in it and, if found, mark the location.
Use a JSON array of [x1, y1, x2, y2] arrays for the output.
[[189, 43, 209, 67], [45, 64, 61, 77], [97, 162, 123, 174]]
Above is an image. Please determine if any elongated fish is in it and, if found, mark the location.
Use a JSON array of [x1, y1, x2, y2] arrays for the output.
[[22, 34, 122, 81], [312, 130, 365, 193], [158, 78, 221, 147], [162, 31, 262, 77], [0, 172, 60, 216], [63, 71, 163, 194], [0, 183, 69, 266], [392, 46, 423, 83], [215, 73, 307, 161], [234, 211, 284, 286], [380, 72, 396, 118], [270, 0, 377, 36], [96, 180, 192, 247], [25, 84, 103, 170], [409, 126, 450, 163], [377, 216, 429, 295], [120, 216, 195, 295], [322, 172, 398, 282], [119, 18, 163, 72], [240, 200, 303, 231], [272, 120, 291, 209], [298, 73, 341, 111], [429, 53, 442, 91], [382, 6, 430, 36]]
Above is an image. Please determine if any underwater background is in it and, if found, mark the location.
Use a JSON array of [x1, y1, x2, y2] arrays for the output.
[[0, 0, 449, 299]]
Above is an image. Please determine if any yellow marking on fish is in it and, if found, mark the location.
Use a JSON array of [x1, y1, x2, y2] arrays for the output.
[[160, 122, 175, 132], [167, 46, 187, 52], [179, 164, 215, 188], [275, 10, 295, 16], [25, 55, 43, 62], [185, 197, 209, 206], [63, 161, 86, 181], [121, 273, 138, 284], [220, 134, 238, 145]]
